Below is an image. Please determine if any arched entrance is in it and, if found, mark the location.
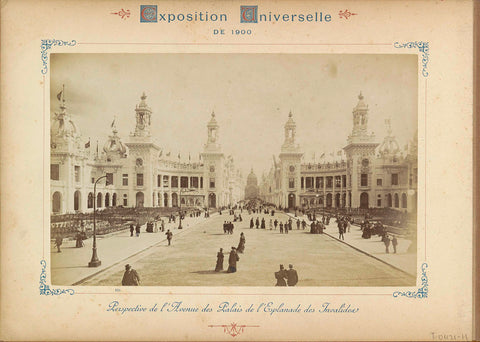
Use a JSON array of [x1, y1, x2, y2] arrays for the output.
[[87, 192, 94, 209], [105, 193, 110, 207], [164, 193, 169, 207], [112, 193, 117, 207], [326, 193, 333, 208], [394, 193, 399, 208], [74, 190, 81, 211], [342, 193, 346, 207], [136, 192, 144, 207], [401, 193, 407, 208], [208, 193, 216, 208], [52, 192, 62, 213], [335, 193, 341, 208], [360, 192, 369, 209], [387, 193, 392, 207], [172, 193, 178, 207], [288, 193, 296, 209], [181, 197, 186, 205], [97, 193, 102, 208]]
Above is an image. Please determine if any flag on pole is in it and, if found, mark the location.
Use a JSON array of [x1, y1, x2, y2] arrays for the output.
[[56, 90, 63, 101], [111, 118, 116, 128], [178, 153, 181, 160], [166, 152, 171, 157], [159, 150, 163, 157], [320, 153, 325, 159], [189, 153, 191, 161], [85, 139, 90, 148]]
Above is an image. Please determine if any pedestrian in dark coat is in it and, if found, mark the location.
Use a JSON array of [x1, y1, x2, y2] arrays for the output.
[[165, 229, 173, 245], [279, 222, 284, 234], [122, 264, 140, 286], [250, 218, 254, 229], [135, 223, 141, 237], [237, 232, 246, 253], [130, 224, 134, 237], [261, 218, 266, 229], [296, 220, 300, 230], [274, 219, 278, 229], [55, 236, 63, 253], [227, 247, 239, 273], [274, 264, 287, 286], [255, 217, 260, 229], [384, 234, 391, 253], [284, 222, 289, 234], [392, 236, 398, 253], [338, 221, 345, 240], [215, 248, 224, 272], [286, 264, 298, 286]]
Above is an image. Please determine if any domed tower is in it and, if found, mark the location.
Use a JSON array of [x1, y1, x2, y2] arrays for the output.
[[50, 85, 88, 214], [201, 111, 225, 208], [244, 168, 259, 200], [125, 92, 161, 208], [133, 92, 152, 137], [103, 119, 127, 161], [279, 111, 303, 209], [343, 92, 379, 209], [378, 118, 400, 160]]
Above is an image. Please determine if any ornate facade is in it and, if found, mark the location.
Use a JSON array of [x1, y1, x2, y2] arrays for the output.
[[244, 169, 260, 199], [50, 91, 244, 214], [260, 93, 418, 213]]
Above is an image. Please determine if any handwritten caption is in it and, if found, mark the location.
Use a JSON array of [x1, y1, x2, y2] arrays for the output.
[[106, 300, 359, 315]]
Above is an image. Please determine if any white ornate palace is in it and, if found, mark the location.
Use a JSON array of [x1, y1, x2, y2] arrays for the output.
[[259, 93, 418, 213], [50, 91, 244, 214]]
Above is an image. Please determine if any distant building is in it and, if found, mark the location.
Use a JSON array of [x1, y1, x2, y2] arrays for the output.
[[244, 169, 260, 200], [50, 90, 244, 214], [259, 93, 418, 213]]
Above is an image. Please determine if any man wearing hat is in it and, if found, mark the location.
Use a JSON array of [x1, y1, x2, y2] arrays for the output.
[[122, 264, 140, 286], [227, 247, 239, 273], [286, 264, 298, 286], [274, 264, 287, 286]]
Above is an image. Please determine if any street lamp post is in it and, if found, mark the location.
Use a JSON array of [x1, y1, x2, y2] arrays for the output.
[[89, 175, 107, 267], [178, 188, 195, 229]]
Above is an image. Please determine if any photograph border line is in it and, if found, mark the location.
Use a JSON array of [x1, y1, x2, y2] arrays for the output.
[[41, 39, 427, 297]]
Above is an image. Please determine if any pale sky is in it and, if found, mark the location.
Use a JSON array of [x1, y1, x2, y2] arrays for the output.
[[51, 53, 418, 178]]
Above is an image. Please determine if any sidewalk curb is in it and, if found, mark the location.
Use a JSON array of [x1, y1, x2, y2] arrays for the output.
[[285, 213, 416, 278], [321, 231, 416, 278]]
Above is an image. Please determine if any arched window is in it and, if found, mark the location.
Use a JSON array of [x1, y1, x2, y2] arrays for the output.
[[52, 192, 62, 213], [105, 193, 110, 207], [394, 193, 399, 208], [360, 192, 369, 209], [112, 193, 117, 207], [136, 192, 144, 207], [97, 193, 103, 208], [87, 192, 94, 208], [387, 193, 392, 207], [74, 190, 81, 211], [401, 193, 407, 209]]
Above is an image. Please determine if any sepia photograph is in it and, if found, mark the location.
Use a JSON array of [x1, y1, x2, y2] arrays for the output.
[[49, 53, 418, 287]]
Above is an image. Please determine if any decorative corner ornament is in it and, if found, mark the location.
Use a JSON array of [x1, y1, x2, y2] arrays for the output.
[[338, 9, 357, 19], [39, 260, 75, 296], [393, 41, 430, 77], [41, 39, 77, 74], [393, 262, 428, 298], [208, 323, 260, 337], [111, 8, 131, 20]]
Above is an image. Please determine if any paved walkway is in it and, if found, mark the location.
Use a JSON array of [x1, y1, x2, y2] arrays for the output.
[[286, 213, 417, 276], [50, 215, 214, 285]]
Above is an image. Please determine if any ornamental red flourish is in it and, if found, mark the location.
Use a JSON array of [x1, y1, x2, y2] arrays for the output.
[[111, 9, 131, 20], [208, 323, 260, 337], [339, 9, 358, 19]]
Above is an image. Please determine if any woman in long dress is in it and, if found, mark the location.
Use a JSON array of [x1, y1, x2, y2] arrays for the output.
[[215, 248, 224, 272]]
